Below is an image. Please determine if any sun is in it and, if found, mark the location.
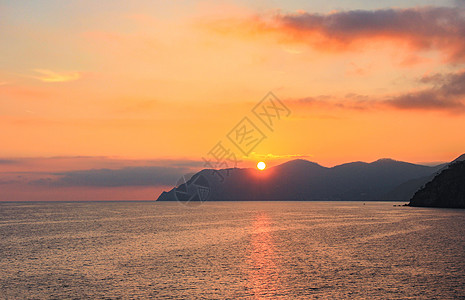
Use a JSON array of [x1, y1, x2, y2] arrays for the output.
[[257, 161, 266, 171]]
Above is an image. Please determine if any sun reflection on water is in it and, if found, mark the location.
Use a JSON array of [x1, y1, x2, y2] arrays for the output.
[[247, 212, 284, 297]]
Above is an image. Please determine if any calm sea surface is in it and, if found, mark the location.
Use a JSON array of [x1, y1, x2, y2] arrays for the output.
[[1, 201, 464, 299]]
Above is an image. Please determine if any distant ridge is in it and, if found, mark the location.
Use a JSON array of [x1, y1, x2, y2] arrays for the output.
[[157, 156, 458, 202]]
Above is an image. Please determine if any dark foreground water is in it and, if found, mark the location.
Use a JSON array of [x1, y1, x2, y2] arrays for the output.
[[1, 201, 465, 299]]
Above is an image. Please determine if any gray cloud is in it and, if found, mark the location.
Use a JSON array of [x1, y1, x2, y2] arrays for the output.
[[386, 91, 465, 111], [272, 7, 465, 62], [281, 7, 459, 36], [0, 180, 16, 185], [386, 70, 465, 112], [31, 166, 191, 187], [291, 70, 465, 113], [0, 159, 18, 164], [145, 159, 206, 169]]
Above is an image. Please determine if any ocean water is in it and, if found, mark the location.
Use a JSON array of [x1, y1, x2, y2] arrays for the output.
[[1, 201, 464, 299]]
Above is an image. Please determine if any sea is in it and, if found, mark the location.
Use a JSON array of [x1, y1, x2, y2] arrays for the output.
[[1, 201, 464, 299]]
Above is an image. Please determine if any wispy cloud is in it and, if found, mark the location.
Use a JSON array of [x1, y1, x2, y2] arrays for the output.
[[32, 69, 81, 83], [248, 152, 313, 160]]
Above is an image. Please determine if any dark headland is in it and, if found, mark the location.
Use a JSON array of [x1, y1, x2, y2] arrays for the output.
[[408, 157, 465, 208]]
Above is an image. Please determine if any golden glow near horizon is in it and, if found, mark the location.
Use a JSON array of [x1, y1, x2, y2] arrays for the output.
[[1, 0, 464, 200], [257, 161, 266, 170]]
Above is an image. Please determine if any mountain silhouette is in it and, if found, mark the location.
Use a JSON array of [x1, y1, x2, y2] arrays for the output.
[[157, 156, 455, 202]]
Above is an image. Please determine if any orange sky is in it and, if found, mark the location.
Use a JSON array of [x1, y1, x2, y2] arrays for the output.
[[1, 1, 465, 200]]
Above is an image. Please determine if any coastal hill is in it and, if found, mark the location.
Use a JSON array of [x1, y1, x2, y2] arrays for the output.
[[409, 159, 465, 208], [157, 157, 450, 202]]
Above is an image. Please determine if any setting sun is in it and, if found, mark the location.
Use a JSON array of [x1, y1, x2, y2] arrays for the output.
[[257, 161, 266, 170], [2, 1, 465, 299]]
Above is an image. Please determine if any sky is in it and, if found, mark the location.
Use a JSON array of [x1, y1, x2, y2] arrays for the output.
[[1, 0, 465, 200]]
